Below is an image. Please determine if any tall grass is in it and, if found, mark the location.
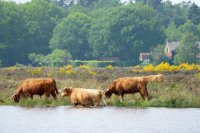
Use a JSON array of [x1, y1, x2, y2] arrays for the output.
[[0, 66, 199, 107]]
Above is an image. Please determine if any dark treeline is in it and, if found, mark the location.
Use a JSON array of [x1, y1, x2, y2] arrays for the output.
[[0, 0, 200, 67]]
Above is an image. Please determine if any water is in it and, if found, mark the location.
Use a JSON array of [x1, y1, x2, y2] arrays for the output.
[[0, 106, 200, 133]]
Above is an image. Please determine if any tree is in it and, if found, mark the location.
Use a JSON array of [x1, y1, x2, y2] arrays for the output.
[[174, 32, 199, 64], [29, 49, 71, 66], [178, 21, 200, 40], [188, 3, 200, 25], [135, 0, 163, 12], [156, 1, 189, 27], [74, 0, 120, 10], [22, 0, 65, 55], [0, 2, 26, 66], [50, 12, 92, 60], [0, 0, 64, 66], [48, 0, 75, 7], [150, 44, 169, 65], [89, 4, 166, 62], [91, 0, 120, 9], [165, 22, 180, 41], [172, 3, 188, 27]]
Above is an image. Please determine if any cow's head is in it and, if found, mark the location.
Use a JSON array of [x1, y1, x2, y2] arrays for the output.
[[60, 87, 73, 97], [10, 94, 20, 103], [145, 74, 163, 82], [153, 74, 163, 82], [104, 88, 112, 98]]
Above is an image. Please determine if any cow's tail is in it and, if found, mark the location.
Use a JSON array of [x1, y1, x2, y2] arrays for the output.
[[53, 79, 59, 94]]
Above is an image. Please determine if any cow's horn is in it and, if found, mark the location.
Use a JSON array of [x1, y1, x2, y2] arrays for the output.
[[10, 94, 15, 100]]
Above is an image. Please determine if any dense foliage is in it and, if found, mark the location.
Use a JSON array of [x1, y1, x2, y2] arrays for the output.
[[0, 0, 200, 67]]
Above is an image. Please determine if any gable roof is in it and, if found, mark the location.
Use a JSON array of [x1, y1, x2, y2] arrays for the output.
[[139, 53, 151, 61], [166, 42, 180, 51], [198, 42, 200, 49], [166, 41, 200, 51]]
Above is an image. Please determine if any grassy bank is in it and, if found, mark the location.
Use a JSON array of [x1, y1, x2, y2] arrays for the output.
[[0, 66, 199, 108]]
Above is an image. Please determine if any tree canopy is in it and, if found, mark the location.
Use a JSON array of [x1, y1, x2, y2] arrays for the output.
[[0, 0, 200, 66]]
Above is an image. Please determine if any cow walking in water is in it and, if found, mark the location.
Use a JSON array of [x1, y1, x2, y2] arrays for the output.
[[60, 87, 107, 107]]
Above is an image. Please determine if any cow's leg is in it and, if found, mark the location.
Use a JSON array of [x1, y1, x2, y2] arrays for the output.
[[139, 90, 148, 101], [102, 98, 107, 106], [30, 94, 33, 99], [139, 91, 145, 100], [119, 94, 124, 103], [93, 99, 100, 107], [24, 92, 30, 99], [45, 93, 50, 98], [51, 91, 57, 100], [73, 103, 78, 106]]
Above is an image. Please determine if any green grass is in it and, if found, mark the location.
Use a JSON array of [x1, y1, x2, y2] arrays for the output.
[[0, 67, 199, 108]]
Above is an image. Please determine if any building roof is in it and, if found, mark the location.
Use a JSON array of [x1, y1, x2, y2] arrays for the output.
[[139, 53, 151, 61], [166, 42, 180, 51], [196, 53, 200, 59], [198, 42, 200, 49], [166, 41, 200, 52]]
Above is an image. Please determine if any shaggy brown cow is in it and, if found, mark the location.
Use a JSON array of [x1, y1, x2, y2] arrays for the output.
[[105, 77, 148, 103], [10, 78, 58, 102], [144, 74, 163, 82], [60, 87, 106, 107]]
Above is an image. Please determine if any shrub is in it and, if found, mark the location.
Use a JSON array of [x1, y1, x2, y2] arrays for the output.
[[65, 69, 75, 75], [155, 62, 170, 71], [143, 64, 154, 72], [3, 66, 18, 71], [170, 65, 179, 71], [68, 60, 132, 67], [79, 65, 91, 69], [105, 65, 114, 70], [29, 68, 42, 75]]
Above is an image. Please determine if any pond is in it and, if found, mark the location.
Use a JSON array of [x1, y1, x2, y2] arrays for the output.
[[0, 106, 200, 133]]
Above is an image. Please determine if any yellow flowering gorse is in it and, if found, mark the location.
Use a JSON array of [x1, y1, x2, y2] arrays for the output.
[[59, 65, 75, 75], [105, 65, 114, 70], [138, 62, 200, 72], [79, 65, 90, 70], [30, 68, 42, 75]]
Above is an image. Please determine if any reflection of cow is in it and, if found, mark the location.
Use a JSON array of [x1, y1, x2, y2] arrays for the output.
[[10, 78, 58, 102], [144, 74, 163, 82], [60, 87, 106, 107], [105, 77, 148, 103]]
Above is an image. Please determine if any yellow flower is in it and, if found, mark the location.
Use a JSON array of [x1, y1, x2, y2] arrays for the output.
[[195, 72, 200, 79], [65, 69, 75, 75], [155, 62, 170, 71], [46, 73, 53, 77], [105, 65, 114, 70], [170, 65, 179, 71], [4, 66, 17, 71], [31, 68, 42, 75], [80, 65, 90, 70], [59, 67, 65, 73], [143, 64, 154, 72], [179, 63, 195, 71], [65, 65, 73, 69], [88, 71, 96, 75]]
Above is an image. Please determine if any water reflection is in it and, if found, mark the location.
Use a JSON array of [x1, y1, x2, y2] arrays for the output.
[[0, 106, 200, 133]]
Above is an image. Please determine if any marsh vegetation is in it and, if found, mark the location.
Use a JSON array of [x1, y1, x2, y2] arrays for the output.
[[0, 66, 199, 108]]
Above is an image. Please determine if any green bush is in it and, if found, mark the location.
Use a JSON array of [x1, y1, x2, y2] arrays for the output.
[[68, 60, 133, 67]]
